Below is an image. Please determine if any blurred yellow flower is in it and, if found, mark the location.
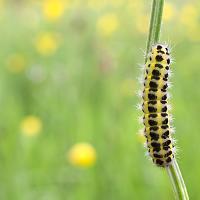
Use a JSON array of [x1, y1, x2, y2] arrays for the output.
[[136, 15, 148, 34], [179, 4, 200, 41], [179, 4, 198, 27], [68, 143, 96, 167], [21, 116, 42, 136], [0, 0, 4, 10], [97, 13, 119, 37], [163, 2, 175, 22], [6, 54, 26, 73], [35, 32, 58, 56], [120, 79, 135, 97], [186, 25, 200, 41], [43, 0, 67, 21]]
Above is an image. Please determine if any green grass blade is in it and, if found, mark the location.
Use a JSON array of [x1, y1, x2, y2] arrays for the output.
[[167, 160, 189, 200], [145, 0, 164, 61]]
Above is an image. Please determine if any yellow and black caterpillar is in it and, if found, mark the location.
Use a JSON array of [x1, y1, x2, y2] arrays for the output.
[[140, 44, 175, 167]]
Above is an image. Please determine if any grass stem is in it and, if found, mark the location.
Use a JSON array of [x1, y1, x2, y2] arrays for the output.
[[145, 0, 189, 199], [145, 0, 164, 62], [166, 160, 189, 200]]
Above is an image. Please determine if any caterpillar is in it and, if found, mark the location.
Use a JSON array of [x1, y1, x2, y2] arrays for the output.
[[139, 43, 175, 167]]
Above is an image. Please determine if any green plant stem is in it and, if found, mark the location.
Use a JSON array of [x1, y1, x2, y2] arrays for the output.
[[166, 160, 189, 200], [145, 0, 164, 62], [145, 0, 189, 199]]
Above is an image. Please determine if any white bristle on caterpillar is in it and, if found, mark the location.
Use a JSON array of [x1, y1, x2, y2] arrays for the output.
[[138, 43, 175, 167], [136, 103, 142, 111], [136, 90, 143, 98], [138, 116, 144, 124]]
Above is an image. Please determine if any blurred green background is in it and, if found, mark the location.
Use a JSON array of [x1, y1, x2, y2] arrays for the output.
[[0, 0, 200, 199]]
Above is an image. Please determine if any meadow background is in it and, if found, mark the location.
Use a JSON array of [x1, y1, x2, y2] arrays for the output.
[[1, 0, 200, 199]]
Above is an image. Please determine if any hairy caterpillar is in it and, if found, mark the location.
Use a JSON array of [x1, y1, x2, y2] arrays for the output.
[[139, 44, 175, 167]]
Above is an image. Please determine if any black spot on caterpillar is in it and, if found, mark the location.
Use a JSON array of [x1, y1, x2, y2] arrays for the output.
[[149, 81, 158, 88], [157, 45, 162, 50], [161, 125, 168, 129], [149, 132, 159, 140], [148, 119, 157, 126], [157, 50, 165, 54], [148, 106, 157, 113], [164, 150, 172, 157], [140, 43, 175, 167], [166, 157, 172, 163], [152, 69, 161, 76], [151, 142, 161, 148], [148, 93, 157, 100], [153, 153, 163, 158], [162, 130, 169, 139], [155, 63, 163, 69], [156, 159, 164, 165], [143, 88, 168, 102], [156, 55, 164, 62]]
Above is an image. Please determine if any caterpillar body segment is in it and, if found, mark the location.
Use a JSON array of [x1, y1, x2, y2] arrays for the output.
[[144, 75, 169, 90], [145, 65, 170, 80], [142, 88, 168, 101], [143, 113, 170, 127], [142, 100, 168, 114], [141, 43, 175, 167]]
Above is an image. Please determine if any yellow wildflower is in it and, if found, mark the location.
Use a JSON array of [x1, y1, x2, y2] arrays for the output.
[[179, 4, 198, 27], [21, 116, 42, 136], [0, 0, 4, 10], [6, 54, 26, 73], [68, 143, 96, 167], [179, 4, 200, 41], [185, 23, 200, 42], [43, 0, 67, 21], [163, 2, 175, 22], [35, 32, 58, 56], [97, 13, 119, 37]]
